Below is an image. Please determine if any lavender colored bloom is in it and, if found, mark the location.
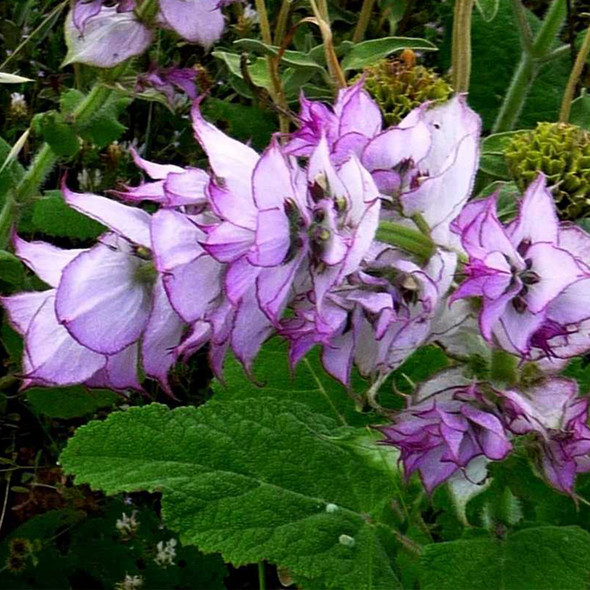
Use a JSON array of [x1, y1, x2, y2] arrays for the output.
[[136, 65, 199, 109], [0, 237, 140, 390], [280, 246, 457, 385], [158, 0, 237, 49], [57, 186, 186, 392], [286, 82, 481, 247], [72, 0, 135, 33], [378, 369, 512, 493], [192, 104, 381, 325], [452, 174, 590, 360], [66, 0, 236, 67], [500, 378, 590, 495], [64, 6, 152, 68]]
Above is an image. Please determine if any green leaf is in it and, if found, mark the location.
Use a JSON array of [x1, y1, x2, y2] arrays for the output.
[[77, 93, 132, 148], [420, 526, 590, 590], [569, 89, 590, 131], [26, 386, 118, 419], [475, 0, 500, 21], [0, 250, 25, 286], [61, 400, 403, 590], [1, 320, 23, 364], [212, 51, 273, 92], [213, 338, 373, 427], [59, 89, 85, 115], [36, 111, 80, 158], [32, 190, 105, 240], [233, 39, 326, 74], [341, 37, 437, 71]]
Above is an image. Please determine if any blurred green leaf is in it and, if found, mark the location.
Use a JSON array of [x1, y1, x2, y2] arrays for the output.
[[26, 386, 118, 419], [341, 37, 437, 71]]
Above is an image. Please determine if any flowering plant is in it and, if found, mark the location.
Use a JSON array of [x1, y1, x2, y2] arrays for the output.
[[4, 0, 590, 588]]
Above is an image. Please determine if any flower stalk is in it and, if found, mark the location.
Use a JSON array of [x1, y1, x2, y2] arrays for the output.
[[452, 0, 476, 93], [560, 20, 590, 122], [352, 0, 377, 43]]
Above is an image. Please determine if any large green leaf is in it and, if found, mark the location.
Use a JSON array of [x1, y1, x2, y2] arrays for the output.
[[479, 130, 527, 178], [212, 338, 374, 427], [341, 37, 437, 71], [61, 400, 403, 590], [420, 526, 590, 590], [233, 39, 326, 74]]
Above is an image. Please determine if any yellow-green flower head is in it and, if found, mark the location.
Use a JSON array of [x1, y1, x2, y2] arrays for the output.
[[505, 122, 590, 220], [355, 51, 453, 126]]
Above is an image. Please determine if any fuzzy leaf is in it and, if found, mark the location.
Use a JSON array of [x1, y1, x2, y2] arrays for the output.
[[32, 190, 105, 239], [569, 90, 590, 131], [341, 37, 437, 71], [61, 400, 402, 590], [475, 0, 500, 21], [212, 51, 273, 92], [36, 111, 80, 158], [421, 526, 590, 590], [213, 338, 374, 427], [77, 93, 131, 148]]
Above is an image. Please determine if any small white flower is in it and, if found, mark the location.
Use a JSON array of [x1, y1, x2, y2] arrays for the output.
[[114, 574, 144, 590], [77, 168, 103, 192], [154, 538, 178, 567], [116, 511, 139, 538]]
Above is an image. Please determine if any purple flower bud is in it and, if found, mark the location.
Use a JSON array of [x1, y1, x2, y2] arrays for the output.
[[377, 370, 512, 494]]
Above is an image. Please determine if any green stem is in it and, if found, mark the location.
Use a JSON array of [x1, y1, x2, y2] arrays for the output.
[[352, 0, 377, 43], [452, 0, 476, 93], [258, 562, 266, 590], [376, 221, 436, 262], [492, 0, 567, 132], [510, 0, 533, 53], [559, 20, 590, 122]]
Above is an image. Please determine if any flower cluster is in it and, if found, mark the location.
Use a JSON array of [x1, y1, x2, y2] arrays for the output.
[[5, 79, 590, 496]]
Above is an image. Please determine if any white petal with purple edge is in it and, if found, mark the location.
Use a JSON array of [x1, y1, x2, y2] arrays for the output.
[[191, 105, 259, 199], [63, 185, 152, 247], [56, 240, 153, 354], [159, 0, 225, 48], [142, 279, 185, 392], [13, 236, 85, 288], [25, 293, 106, 385], [63, 7, 152, 68]]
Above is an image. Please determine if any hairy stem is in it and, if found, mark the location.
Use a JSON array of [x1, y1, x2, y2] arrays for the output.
[[560, 20, 590, 122], [352, 0, 377, 43], [274, 0, 291, 45], [492, 0, 567, 132], [452, 0, 476, 93], [254, 0, 273, 45]]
